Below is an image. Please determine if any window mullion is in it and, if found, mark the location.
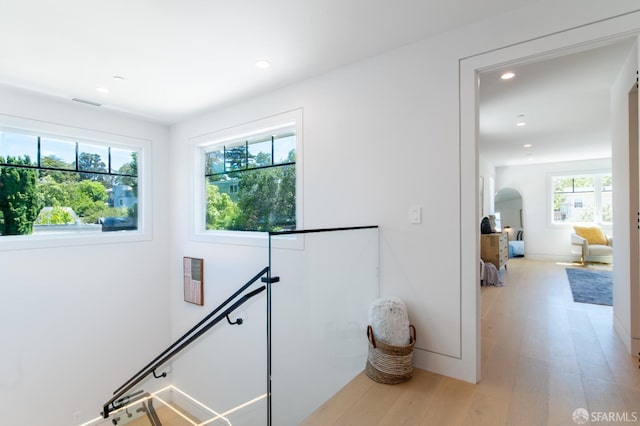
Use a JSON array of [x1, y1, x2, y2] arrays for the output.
[[37, 136, 41, 168], [595, 175, 602, 224], [223, 145, 227, 173]]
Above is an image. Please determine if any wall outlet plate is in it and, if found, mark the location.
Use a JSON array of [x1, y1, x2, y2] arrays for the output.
[[409, 206, 422, 224]]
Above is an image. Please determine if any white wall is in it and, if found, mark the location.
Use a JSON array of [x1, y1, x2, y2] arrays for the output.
[[0, 86, 171, 426], [169, 1, 640, 389], [611, 38, 640, 355], [169, 33, 466, 387], [496, 158, 612, 261], [479, 155, 496, 219]]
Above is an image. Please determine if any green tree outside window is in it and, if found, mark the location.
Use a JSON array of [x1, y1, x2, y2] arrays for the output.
[[0, 156, 42, 235], [205, 132, 296, 232]]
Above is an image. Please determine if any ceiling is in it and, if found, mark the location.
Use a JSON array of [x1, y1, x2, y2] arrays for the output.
[[479, 39, 636, 167], [0, 1, 634, 166], [0, 0, 540, 125]]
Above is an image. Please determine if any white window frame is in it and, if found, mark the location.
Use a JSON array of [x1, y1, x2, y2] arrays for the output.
[[0, 114, 152, 251], [189, 109, 303, 249], [549, 169, 612, 227]]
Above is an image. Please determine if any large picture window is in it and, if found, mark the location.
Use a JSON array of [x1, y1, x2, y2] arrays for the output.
[[551, 172, 612, 225], [0, 128, 140, 237]]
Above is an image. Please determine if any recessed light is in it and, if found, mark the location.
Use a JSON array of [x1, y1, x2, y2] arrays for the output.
[[523, 144, 532, 148], [96, 87, 109, 94], [501, 72, 515, 80], [113, 75, 125, 81], [516, 121, 527, 127], [255, 60, 271, 69]]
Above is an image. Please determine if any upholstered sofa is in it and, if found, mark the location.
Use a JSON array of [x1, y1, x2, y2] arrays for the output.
[[571, 225, 613, 264]]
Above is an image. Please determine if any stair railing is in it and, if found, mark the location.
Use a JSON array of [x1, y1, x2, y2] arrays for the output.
[[102, 266, 271, 419]]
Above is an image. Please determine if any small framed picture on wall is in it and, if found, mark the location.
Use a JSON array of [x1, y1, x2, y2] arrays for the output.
[[183, 257, 204, 305]]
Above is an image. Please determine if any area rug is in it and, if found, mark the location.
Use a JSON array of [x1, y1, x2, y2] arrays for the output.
[[565, 268, 612, 306]]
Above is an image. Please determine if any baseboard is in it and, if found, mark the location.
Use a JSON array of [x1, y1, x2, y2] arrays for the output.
[[412, 347, 478, 384]]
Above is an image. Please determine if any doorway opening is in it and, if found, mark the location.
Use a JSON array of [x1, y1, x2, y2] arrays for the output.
[[463, 30, 639, 382]]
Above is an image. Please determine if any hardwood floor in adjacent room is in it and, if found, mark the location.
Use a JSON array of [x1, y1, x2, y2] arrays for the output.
[[302, 258, 640, 425]]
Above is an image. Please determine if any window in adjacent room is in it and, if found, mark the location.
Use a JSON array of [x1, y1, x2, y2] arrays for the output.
[[0, 127, 141, 238], [551, 172, 612, 225], [194, 111, 301, 236]]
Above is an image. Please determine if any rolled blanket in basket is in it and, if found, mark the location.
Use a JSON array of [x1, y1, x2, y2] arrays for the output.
[[368, 297, 411, 346]]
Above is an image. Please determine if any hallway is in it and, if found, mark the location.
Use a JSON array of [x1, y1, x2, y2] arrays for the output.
[[303, 258, 640, 425]]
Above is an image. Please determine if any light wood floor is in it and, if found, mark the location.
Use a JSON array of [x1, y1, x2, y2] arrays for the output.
[[303, 258, 640, 425]]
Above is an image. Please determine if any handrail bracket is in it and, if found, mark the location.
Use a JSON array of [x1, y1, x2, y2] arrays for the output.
[[261, 276, 280, 284], [226, 314, 243, 325]]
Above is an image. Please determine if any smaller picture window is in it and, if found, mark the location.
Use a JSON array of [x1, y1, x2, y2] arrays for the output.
[[551, 172, 611, 225]]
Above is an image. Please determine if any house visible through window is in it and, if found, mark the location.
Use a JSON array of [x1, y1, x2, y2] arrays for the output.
[[551, 172, 612, 225], [0, 128, 139, 236], [203, 126, 296, 232]]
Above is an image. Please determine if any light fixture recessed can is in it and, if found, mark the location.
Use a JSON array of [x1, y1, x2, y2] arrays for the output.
[[96, 87, 109, 94], [255, 60, 271, 69], [113, 75, 125, 81], [501, 71, 515, 80], [516, 121, 527, 127], [523, 144, 532, 148]]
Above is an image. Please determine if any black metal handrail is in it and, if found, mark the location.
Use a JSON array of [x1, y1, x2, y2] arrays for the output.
[[102, 267, 270, 419], [269, 225, 378, 237]]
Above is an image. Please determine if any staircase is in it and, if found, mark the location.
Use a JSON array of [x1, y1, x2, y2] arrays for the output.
[[84, 226, 379, 426]]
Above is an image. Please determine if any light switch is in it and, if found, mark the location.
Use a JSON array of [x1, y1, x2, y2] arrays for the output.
[[409, 205, 422, 224]]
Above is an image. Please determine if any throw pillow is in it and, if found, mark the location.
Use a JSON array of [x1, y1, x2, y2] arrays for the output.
[[574, 225, 608, 245]]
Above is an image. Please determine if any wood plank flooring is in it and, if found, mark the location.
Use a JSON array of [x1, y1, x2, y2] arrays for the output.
[[303, 258, 640, 425]]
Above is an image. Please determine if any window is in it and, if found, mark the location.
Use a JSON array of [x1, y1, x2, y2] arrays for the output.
[[191, 109, 302, 240], [0, 127, 141, 239], [204, 128, 295, 232], [551, 172, 612, 225]]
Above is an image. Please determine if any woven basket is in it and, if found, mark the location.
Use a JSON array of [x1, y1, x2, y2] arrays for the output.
[[365, 324, 416, 385]]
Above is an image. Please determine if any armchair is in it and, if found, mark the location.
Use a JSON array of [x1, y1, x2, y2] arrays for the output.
[[571, 226, 613, 264]]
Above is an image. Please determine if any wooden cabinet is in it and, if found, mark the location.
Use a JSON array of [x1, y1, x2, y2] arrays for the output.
[[481, 233, 508, 270]]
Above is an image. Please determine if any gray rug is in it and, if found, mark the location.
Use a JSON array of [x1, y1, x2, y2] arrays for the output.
[[565, 268, 612, 306]]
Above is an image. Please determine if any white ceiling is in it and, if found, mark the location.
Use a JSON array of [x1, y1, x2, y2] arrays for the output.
[[479, 39, 636, 167], [0, 0, 541, 124], [0, 1, 633, 167]]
